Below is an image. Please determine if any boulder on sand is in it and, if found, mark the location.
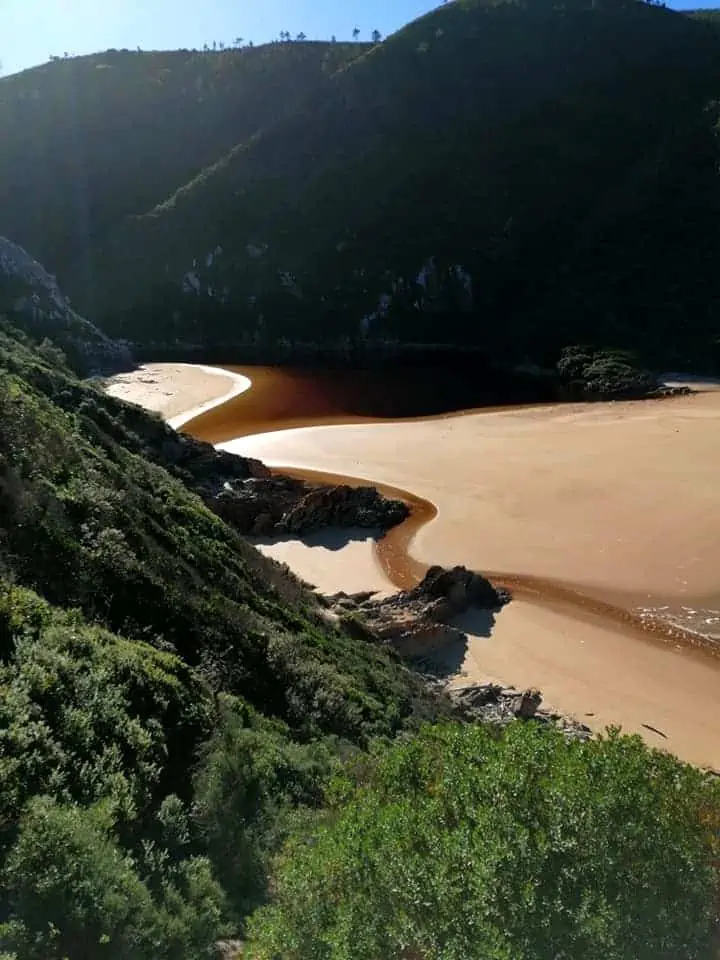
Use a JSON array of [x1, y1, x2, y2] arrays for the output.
[[329, 565, 510, 655], [211, 476, 409, 537]]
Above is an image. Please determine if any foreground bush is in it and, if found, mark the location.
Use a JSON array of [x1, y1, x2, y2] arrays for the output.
[[0, 798, 228, 960], [247, 723, 720, 960]]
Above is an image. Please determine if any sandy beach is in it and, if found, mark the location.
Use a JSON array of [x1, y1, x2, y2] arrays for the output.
[[103, 364, 720, 767], [221, 390, 720, 604], [218, 386, 720, 768], [105, 362, 250, 429]]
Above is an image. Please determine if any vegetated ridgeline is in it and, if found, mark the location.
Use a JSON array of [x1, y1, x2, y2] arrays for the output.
[[0, 41, 365, 291], [3, 0, 720, 377]]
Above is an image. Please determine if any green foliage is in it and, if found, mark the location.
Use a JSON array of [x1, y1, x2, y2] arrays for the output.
[[0, 584, 212, 850], [0, 42, 364, 288], [247, 723, 720, 960], [0, 797, 228, 960], [31, 0, 714, 374], [0, 321, 435, 742], [193, 696, 341, 919], [557, 345, 658, 398], [0, 321, 441, 953], [1, 798, 159, 959]]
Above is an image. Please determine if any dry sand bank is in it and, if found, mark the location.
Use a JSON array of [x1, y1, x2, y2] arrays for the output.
[[251, 529, 393, 596], [217, 387, 720, 767], [105, 362, 250, 428]]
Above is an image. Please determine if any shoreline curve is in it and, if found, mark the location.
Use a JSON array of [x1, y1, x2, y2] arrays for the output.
[[168, 364, 251, 430], [271, 464, 720, 659], [187, 366, 720, 658], [108, 361, 720, 767]]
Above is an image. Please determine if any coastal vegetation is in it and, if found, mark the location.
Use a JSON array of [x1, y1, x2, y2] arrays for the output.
[[2, 0, 720, 951], [1, 265, 720, 955]]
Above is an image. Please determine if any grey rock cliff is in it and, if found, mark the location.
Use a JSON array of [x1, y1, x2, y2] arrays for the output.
[[0, 236, 133, 375]]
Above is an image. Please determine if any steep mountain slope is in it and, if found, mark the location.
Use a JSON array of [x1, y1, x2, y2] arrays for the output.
[[0, 42, 365, 287], [0, 318, 434, 741], [78, 0, 720, 370], [0, 256, 444, 955]]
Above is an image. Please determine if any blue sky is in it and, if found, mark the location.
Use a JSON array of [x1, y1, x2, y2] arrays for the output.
[[2, 0, 440, 77], [2, 0, 713, 77]]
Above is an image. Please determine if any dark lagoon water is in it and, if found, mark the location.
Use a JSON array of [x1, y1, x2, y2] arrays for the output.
[[184, 360, 555, 445]]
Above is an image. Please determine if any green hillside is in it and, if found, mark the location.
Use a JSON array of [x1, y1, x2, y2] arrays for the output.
[[0, 258, 718, 953], [72, 0, 720, 371], [0, 42, 365, 291], [0, 273, 445, 954], [2, 1, 720, 370]]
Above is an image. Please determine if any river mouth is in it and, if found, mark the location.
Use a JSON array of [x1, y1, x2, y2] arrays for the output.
[[108, 359, 720, 767]]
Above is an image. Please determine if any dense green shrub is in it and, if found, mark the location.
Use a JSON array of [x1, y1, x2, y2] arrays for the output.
[[557, 345, 658, 399], [247, 723, 720, 960], [0, 798, 228, 960], [0, 315, 453, 952], [0, 322, 436, 742], [193, 697, 341, 920], [0, 586, 212, 851]]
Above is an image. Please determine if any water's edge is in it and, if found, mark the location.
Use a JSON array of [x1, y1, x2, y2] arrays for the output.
[[184, 366, 720, 659], [273, 465, 720, 659]]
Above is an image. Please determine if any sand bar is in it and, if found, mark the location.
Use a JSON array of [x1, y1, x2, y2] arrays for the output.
[[105, 362, 250, 428], [217, 387, 720, 767], [221, 390, 720, 604]]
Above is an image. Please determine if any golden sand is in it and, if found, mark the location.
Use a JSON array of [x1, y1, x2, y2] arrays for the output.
[[104, 364, 720, 767]]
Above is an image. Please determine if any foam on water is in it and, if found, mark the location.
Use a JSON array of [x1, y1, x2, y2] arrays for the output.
[[637, 604, 720, 645]]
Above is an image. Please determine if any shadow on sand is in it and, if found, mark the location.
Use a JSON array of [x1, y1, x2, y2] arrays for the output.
[[251, 526, 383, 552], [410, 606, 501, 678]]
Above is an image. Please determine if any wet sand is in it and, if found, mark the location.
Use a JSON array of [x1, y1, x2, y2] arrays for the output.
[[222, 391, 720, 606], [452, 600, 720, 769], [103, 364, 720, 768]]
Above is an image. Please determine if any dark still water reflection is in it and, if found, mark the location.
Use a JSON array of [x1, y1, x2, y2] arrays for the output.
[[184, 362, 554, 445]]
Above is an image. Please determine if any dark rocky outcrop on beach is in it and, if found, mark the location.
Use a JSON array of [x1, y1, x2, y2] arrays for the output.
[[325, 565, 510, 656], [322, 570, 591, 740], [212, 475, 409, 537], [445, 682, 592, 740], [95, 396, 409, 539], [155, 430, 272, 486]]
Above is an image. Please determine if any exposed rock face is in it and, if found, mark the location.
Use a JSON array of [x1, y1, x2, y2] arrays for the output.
[[212, 476, 409, 537], [157, 432, 271, 487], [326, 565, 510, 655], [0, 236, 133, 375], [447, 682, 592, 739]]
